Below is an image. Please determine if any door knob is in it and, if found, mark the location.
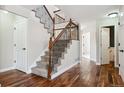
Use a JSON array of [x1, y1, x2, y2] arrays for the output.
[[22, 48, 26, 50], [120, 50, 124, 52]]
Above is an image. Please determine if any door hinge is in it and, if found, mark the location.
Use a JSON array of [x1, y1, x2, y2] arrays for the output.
[[14, 44, 16, 47], [118, 22, 120, 25], [14, 60, 16, 63], [14, 27, 16, 30], [119, 64, 120, 67], [118, 43, 120, 46]]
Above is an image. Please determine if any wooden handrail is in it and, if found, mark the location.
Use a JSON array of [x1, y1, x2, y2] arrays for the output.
[[54, 26, 78, 31], [53, 9, 61, 13], [49, 28, 66, 49], [55, 14, 65, 21], [32, 5, 53, 23], [48, 37, 52, 79], [49, 19, 78, 49], [48, 19, 78, 79], [43, 5, 53, 22], [47, 28, 66, 79], [53, 17, 55, 37]]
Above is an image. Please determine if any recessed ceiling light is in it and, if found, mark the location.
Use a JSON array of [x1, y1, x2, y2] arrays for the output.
[[108, 12, 118, 18], [3, 10, 8, 14]]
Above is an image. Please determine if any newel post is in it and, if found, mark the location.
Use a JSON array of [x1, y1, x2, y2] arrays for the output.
[[48, 37, 52, 79]]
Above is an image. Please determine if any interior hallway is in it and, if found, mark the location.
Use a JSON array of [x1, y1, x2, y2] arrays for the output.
[[0, 59, 123, 87]]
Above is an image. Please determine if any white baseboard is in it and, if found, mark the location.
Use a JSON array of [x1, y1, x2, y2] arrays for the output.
[[82, 55, 90, 60], [90, 58, 96, 62], [96, 62, 101, 65], [51, 61, 79, 79], [82, 57, 96, 62], [0, 67, 15, 72]]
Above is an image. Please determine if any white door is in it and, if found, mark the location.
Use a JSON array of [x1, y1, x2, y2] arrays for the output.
[[82, 32, 90, 59], [101, 28, 110, 64], [14, 20, 28, 73], [119, 7, 124, 80], [119, 24, 124, 79]]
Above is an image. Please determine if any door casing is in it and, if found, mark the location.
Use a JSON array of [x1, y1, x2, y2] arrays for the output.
[[13, 18, 28, 73], [101, 27, 110, 64]]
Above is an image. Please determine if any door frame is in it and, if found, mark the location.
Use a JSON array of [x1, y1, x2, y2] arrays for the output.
[[0, 7, 29, 73], [13, 16, 28, 73], [101, 27, 110, 65], [99, 25, 118, 67], [82, 32, 90, 59]]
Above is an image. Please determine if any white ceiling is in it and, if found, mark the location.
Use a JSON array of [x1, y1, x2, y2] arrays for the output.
[[56, 5, 120, 23], [21, 5, 40, 10], [22, 5, 58, 11], [21, 5, 120, 23]]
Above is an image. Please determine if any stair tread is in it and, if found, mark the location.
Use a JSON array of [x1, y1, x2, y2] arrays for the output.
[[41, 55, 57, 58], [32, 67, 48, 78], [37, 61, 49, 65], [32, 67, 47, 72], [53, 47, 66, 49], [41, 56, 60, 60], [45, 51, 63, 53]]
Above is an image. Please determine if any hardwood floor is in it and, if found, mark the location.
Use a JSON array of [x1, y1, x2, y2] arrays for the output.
[[0, 60, 124, 87]]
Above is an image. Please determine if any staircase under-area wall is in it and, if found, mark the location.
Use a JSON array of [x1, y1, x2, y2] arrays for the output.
[[31, 5, 80, 79]]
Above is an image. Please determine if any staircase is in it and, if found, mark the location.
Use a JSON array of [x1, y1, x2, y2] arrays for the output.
[[32, 5, 53, 35], [31, 5, 79, 79], [32, 40, 71, 78]]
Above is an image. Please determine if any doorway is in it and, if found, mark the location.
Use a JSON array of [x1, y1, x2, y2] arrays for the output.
[[13, 15, 28, 73], [82, 32, 90, 59], [0, 9, 28, 73], [101, 26, 115, 65]]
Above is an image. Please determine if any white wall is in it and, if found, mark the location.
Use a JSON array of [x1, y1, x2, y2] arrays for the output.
[[80, 21, 97, 62], [27, 12, 50, 71], [96, 17, 119, 66], [0, 5, 30, 72], [0, 5, 30, 18], [52, 40, 80, 79], [0, 11, 15, 71], [0, 6, 50, 72], [119, 5, 124, 82]]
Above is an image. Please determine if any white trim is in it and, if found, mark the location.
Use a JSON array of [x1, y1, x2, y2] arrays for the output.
[[96, 62, 101, 65], [90, 58, 96, 62], [97, 17, 119, 67], [13, 19, 28, 74], [82, 55, 90, 60], [0, 67, 15, 72], [115, 64, 119, 68], [100, 26, 117, 67], [82, 57, 96, 63], [82, 56, 90, 60], [51, 61, 79, 79]]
